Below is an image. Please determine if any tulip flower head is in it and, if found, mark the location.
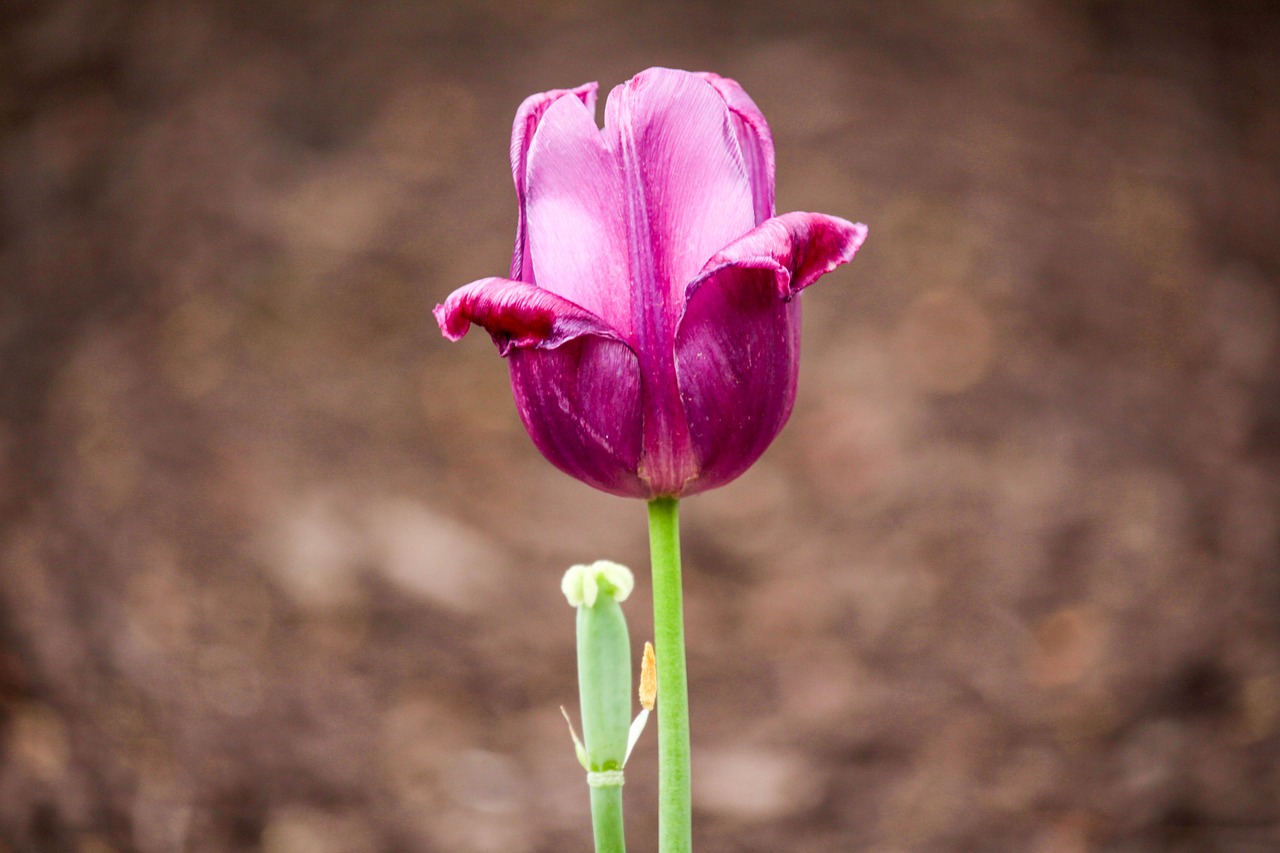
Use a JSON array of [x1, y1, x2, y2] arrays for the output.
[[436, 67, 866, 498]]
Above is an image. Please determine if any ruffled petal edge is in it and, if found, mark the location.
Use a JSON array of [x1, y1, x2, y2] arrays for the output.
[[434, 277, 626, 357], [683, 212, 868, 310]]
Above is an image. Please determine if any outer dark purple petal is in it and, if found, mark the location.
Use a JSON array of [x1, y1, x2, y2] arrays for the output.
[[675, 268, 801, 497], [674, 213, 867, 495], [509, 82, 598, 282], [698, 72, 776, 223], [509, 341, 647, 498], [433, 277, 647, 498]]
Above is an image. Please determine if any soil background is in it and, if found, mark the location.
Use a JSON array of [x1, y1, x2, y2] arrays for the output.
[[2, 1, 1279, 851]]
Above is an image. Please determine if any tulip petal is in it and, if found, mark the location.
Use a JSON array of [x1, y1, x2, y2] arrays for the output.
[[675, 213, 867, 493], [509, 340, 647, 498], [434, 276, 646, 498], [604, 67, 756, 313], [699, 72, 776, 223], [525, 92, 634, 338], [434, 276, 624, 356], [674, 270, 801, 496], [602, 68, 758, 494], [509, 83, 598, 283]]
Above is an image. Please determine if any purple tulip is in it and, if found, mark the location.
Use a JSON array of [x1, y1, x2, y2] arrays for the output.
[[435, 68, 866, 499]]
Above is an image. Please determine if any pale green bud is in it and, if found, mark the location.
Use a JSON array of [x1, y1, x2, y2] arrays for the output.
[[562, 561, 635, 775]]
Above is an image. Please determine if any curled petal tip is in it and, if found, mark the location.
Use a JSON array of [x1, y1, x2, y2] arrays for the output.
[[846, 219, 869, 256], [687, 211, 868, 307], [798, 216, 867, 291], [769, 212, 867, 294], [435, 277, 622, 356], [433, 301, 467, 342]]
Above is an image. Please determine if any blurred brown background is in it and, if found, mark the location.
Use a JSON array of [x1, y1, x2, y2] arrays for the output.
[[2, 1, 1278, 851]]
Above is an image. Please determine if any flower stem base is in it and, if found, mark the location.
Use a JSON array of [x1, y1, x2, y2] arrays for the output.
[[648, 497, 691, 852]]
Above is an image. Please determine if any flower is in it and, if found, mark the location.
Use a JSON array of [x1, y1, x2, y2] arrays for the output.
[[435, 67, 866, 498]]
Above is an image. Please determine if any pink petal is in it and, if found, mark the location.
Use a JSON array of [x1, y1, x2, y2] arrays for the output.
[[674, 213, 867, 493], [524, 93, 634, 338], [699, 72, 776, 223], [434, 276, 624, 356], [509, 83, 598, 282], [603, 67, 756, 315]]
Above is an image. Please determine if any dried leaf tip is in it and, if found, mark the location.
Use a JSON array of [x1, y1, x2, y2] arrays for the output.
[[640, 641, 657, 711], [560, 705, 588, 769]]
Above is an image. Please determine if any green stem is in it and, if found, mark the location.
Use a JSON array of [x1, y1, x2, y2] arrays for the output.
[[648, 497, 691, 853], [590, 786, 625, 853]]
